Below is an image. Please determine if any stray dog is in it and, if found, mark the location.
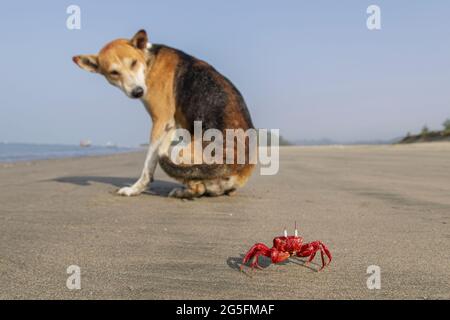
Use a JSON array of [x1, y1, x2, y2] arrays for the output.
[[73, 30, 255, 198]]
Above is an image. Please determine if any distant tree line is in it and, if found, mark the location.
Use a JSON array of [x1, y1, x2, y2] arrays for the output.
[[400, 118, 450, 143], [257, 130, 292, 146], [444, 119, 450, 134], [420, 119, 450, 136]]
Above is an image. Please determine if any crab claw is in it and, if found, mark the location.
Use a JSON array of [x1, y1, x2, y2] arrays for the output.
[[271, 250, 290, 264], [241, 243, 291, 271]]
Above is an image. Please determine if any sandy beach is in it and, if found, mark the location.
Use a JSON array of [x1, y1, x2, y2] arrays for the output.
[[0, 144, 449, 299]]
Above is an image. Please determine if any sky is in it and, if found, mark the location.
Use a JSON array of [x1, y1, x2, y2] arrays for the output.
[[0, 1, 449, 146]]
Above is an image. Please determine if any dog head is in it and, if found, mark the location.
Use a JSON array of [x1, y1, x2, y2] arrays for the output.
[[73, 30, 150, 99]]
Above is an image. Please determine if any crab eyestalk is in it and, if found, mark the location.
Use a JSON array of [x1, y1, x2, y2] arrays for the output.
[[294, 221, 298, 237], [283, 228, 288, 237]]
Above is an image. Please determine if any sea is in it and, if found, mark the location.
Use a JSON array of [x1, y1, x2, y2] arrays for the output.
[[0, 142, 138, 163]]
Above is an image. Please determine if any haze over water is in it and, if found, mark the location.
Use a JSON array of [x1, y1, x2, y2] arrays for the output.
[[0, 143, 136, 163]]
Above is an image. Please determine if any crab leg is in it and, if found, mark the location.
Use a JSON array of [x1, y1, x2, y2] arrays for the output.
[[319, 248, 326, 271], [241, 243, 271, 270], [297, 241, 332, 270], [314, 241, 332, 267]]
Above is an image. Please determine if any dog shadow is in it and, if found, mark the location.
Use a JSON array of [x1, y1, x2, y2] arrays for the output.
[[227, 254, 319, 274], [52, 176, 182, 197]]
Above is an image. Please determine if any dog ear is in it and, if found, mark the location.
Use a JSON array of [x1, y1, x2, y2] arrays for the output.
[[131, 29, 149, 50], [72, 55, 99, 73]]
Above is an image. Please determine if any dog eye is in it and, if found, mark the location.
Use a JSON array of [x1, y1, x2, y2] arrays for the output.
[[131, 60, 137, 68], [109, 70, 120, 77]]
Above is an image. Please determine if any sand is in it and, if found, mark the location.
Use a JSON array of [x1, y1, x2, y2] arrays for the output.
[[0, 143, 449, 299]]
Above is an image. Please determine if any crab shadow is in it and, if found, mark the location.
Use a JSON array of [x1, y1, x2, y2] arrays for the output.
[[227, 254, 319, 273], [52, 176, 181, 197]]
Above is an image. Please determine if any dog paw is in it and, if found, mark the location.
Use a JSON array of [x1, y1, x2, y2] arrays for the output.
[[117, 186, 142, 197]]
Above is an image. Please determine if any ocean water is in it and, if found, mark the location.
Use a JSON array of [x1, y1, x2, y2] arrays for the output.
[[0, 143, 138, 163]]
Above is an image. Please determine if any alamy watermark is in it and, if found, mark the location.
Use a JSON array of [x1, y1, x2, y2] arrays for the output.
[[66, 265, 81, 290], [367, 5, 381, 30], [366, 265, 381, 290], [167, 121, 279, 175], [66, 5, 81, 30]]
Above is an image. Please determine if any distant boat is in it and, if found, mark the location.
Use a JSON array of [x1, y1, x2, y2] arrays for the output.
[[80, 140, 92, 147], [105, 141, 117, 148]]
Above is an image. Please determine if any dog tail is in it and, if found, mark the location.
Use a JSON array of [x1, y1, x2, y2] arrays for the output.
[[158, 155, 233, 180]]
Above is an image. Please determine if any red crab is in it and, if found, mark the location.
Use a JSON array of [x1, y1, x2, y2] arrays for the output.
[[241, 225, 332, 271]]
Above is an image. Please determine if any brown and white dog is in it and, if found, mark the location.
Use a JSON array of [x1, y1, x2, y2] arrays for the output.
[[73, 30, 255, 198]]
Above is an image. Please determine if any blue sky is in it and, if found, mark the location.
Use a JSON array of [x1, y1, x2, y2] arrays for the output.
[[0, 1, 449, 146]]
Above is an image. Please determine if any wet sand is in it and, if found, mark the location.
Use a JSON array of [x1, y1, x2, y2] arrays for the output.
[[0, 143, 449, 299]]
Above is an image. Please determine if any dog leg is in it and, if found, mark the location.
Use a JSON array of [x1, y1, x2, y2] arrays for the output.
[[118, 121, 171, 196], [117, 142, 159, 196]]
